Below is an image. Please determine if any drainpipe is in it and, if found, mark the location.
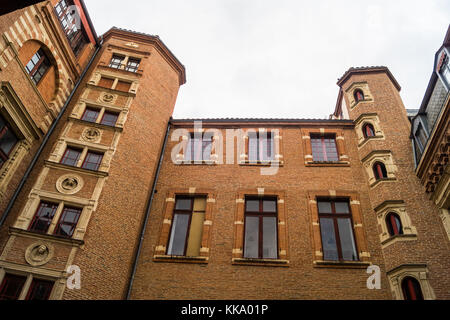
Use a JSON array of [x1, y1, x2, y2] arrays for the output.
[[0, 39, 102, 227], [125, 119, 172, 300]]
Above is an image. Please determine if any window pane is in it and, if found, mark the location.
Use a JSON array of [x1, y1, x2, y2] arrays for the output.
[[0, 274, 27, 300], [175, 198, 191, 210], [185, 211, 205, 257], [100, 112, 118, 127], [54, 207, 81, 238], [334, 201, 349, 214], [0, 127, 18, 155], [337, 218, 358, 261], [61, 148, 81, 166], [167, 213, 190, 255], [317, 201, 332, 214], [320, 218, 338, 261], [260, 135, 274, 161], [262, 199, 276, 213], [202, 139, 212, 161], [244, 216, 259, 258], [29, 202, 58, 233], [248, 133, 258, 162], [245, 200, 259, 212], [81, 108, 99, 122], [26, 279, 54, 300], [82, 152, 103, 171], [262, 216, 277, 259]]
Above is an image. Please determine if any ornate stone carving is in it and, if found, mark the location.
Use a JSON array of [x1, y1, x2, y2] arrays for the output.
[[56, 174, 84, 195], [82, 127, 102, 143], [25, 242, 54, 266]]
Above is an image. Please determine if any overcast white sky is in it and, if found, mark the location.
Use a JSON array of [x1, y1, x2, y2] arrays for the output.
[[84, 0, 449, 119]]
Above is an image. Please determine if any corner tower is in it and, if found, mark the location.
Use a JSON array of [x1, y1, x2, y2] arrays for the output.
[[334, 66, 450, 299], [0, 27, 185, 300]]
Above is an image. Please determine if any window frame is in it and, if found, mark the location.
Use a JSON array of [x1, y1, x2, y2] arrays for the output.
[[310, 134, 339, 162], [0, 114, 20, 169], [81, 151, 104, 171], [354, 89, 364, 103], [28, 201, 59, 235], [25, 48, 51, 85], [386, 212, 403, 236], [53, 206, 82, 238], [99, 111, 119, 127], [248, 131, 275, 163], [25, 278, 54, 300], [401, 277, 424, 300], [109, 54, 125, 69], [373, 161, 388, 180], [125, 57, 141, 73], [0, 273, 27, 300], [362, 123, 375, 138], [166, 196, 194, 256], [60, 146, 82, 167], [80, 107, 100, 123]]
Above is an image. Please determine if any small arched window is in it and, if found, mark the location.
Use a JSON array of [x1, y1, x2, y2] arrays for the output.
[[363, 123, 375, 138], [386, 212, 403, 236], [373, 162, 388, 180], [354, 89, 364, 102], [401, 277, 424, 300]]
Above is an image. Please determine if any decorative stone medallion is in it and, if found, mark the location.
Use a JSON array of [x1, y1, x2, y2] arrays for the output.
[[81, 127, 102, 143], [56, 174, 84, 195], [25, 242, 54, 267], [100, 92, 116, 104]]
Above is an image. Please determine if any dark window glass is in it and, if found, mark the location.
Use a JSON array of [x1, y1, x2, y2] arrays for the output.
[[363, 123, 375, 138], [60, 147, 82, 166], [0, 274, 26, 300], [0, 114, 19, 167], [54, 207, 82, 238], [415, 123, 428, 151], [373, 162, 388, 180], [244, 197, 278, 259], [25, 48, 50, 85], [401, 277, 424, 300], [318, 199, 358, 261], [81, 151, 103, 171], [109, 54, 124, 69], [28, 202, 58, 234], [248, 132, 274, 163], [354, 89, 364, 102], [81, 108, 100, 123], [25, 279, 54, 300], [167, 197, 193, 256], [311, 135, 339, 162], [125, 58, 141, 73], [386, 212, 403, 236], [100, 112, 119, 127]]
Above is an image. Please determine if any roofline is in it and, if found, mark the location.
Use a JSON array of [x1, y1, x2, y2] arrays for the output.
[[101, 27, 186, 85], [79, 0, 99, 45], [337, 66, 401, 91], [170, 118, 355, 127]]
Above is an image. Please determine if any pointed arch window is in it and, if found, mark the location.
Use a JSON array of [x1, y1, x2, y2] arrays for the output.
[[373, 162, 388, 180], [386, 212, 403, 236], [401, 277, 424, 300], [362, 123, 375, 138]]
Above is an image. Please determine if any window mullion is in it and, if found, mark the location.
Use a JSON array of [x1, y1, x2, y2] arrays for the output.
[[48, 202, 65, 235], [17, 274, 33, 301]]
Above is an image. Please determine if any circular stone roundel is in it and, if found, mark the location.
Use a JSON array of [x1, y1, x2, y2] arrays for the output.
[[56, 174, 84, 195], [25, 242, 54, 267]]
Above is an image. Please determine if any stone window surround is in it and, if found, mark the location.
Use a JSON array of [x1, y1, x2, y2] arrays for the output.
[[232, 189, 289, 267], [361, 150, 398, 188], [301, 128, 350, 167], [70, 100, 128, 130], [153, 188, 216, 264], [354, 113, 385, 148], [0, 266, 63, 300], [174, 128, 221, 165], [345, 81, 374, 110], [239, 128, 284, 166], [48, 137, 113, 173], [88, 69, 140, 96], [12, 189, 94, 241], [374, 200, 418, 248], [103, 44, 150, 74], [307, 190, 371, 268], [387, 264, 436, 300]]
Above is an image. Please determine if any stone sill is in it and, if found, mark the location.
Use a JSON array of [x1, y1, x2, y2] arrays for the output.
[[381, 234, 418, 248], [69, 117, 124, 132], [9, 227, 84, 247], [232, 258, 289, 267], [358, 135, 384, 148], [370, 177, 397, 188], [44, 161, 109, 177], [305, 161, 350, 167], [313, 260, 371, 269], [174, 160, 218, 166], [153, 255, 208, 264], [239, 161, 284, 167]]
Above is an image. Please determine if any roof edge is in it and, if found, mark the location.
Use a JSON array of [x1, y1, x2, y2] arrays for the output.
[[337, 66, 401, 91]]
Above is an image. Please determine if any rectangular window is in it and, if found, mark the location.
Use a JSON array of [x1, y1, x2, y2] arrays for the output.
[[25, 279, 54, 300], [81, 107, 100, 123], [125, 58, 141, 73], [115, 80, 131, 92], [60, 147, 82, 167], [0, 274, 27, 300], [244, 197, 278, 259], [109, 54, 125, 69], [25, 48, 50, 85], [28, 202, 59, 234], [53, 206, 82, 238], [167, 196, 206, 256], [81, 151, 103, 171], [185, 133, 212, 162], [98, 77, 115, 89], [318, 199, 358, 261], [415, 123, 428, 151], [100, 111, 119, 127], [311, 134, 339, 162], [248, 132, 274, 163], [0, 114, 19, 168]]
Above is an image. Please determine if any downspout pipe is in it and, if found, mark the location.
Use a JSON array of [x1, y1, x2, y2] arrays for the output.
[[0, 39, 102, 227], [125, 119, 172, 300]]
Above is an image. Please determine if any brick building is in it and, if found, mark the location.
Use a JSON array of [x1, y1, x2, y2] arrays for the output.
[[0, 2, 448, 300]]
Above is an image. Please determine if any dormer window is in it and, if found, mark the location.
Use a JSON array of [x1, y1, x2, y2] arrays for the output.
[[354, 89, 364, 103]]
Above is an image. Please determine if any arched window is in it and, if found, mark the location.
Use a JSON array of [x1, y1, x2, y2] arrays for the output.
[[401, 277, 424, 300], [373, 162, 388, 180], [354, 89, 364, 102], [386, 212, 403, 236], [362, 123, 375, 138]]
